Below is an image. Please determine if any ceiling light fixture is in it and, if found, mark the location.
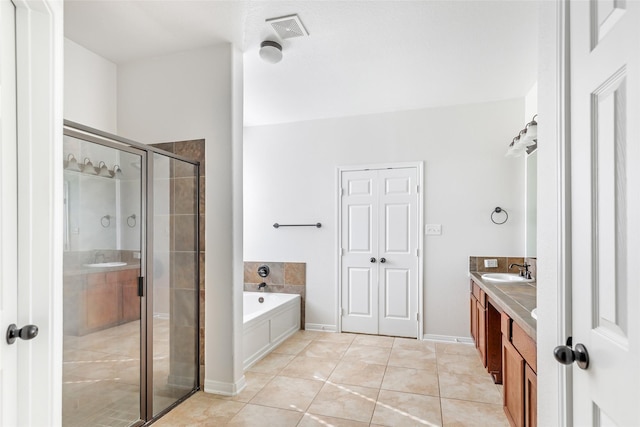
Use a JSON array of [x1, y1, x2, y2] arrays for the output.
[[259, 40, 283, 64]]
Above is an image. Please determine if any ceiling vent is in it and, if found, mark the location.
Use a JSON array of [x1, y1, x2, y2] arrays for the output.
[[266, 14, 309, 39]]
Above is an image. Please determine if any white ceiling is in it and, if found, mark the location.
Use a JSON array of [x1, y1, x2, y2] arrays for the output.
[[64, 1, 539, 126]]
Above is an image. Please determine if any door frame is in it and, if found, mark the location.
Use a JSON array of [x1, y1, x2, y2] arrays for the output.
[[336, 161, 424, 338], [537, 1, 571, 426], [13, 0, 64, 425]]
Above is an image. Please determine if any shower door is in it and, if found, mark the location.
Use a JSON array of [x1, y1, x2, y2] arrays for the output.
[[62, 122, 200, 426], [62, 132, 146, 427]]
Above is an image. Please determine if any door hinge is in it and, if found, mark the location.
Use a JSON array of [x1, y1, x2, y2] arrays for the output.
[[138, 276, 144, 297], [340, 188, 345, 196], [416, 185, 420, 193], [416, 313, 420, 322], [416, 248, 419, 257], [340, 248, 345, 256], [341, 307, 345, 316]]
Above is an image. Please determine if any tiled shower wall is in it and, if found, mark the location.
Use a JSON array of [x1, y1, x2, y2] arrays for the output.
[[152, 139, 205, 386], [244, 261, 306, 329]]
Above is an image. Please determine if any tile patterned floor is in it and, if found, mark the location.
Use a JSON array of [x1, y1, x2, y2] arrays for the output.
[[63, 319, 193, 427], [154, 332, 509, 426]]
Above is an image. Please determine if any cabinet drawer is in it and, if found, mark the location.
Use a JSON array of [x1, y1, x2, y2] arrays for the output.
[[501, 311, 512, 338], [472, 282, 486, 308], [512, 322, 537, 373]]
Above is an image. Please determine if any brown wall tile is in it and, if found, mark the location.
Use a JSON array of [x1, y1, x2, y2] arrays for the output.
[[284, 263, 306, 286], [174, 214, 197, 251], [174, 177, 197, 215]]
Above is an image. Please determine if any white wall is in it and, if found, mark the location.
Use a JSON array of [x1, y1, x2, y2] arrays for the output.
[[64, 39, 117, 133], [244, 98, 525, 338], [116, 44, 244, 393]]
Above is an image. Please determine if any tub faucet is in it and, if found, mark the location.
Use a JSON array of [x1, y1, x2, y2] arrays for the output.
[[258, 282, 267, 291], [509, 262, 531, 279]]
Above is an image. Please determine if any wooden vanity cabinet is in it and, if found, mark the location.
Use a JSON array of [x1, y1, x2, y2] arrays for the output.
[[64, 268, 141, 336], [501, 312, 537, 427], [470, 281, 487, 366]]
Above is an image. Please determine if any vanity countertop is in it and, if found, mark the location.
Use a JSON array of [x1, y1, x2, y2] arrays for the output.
[[470, 272, 537, 341], [64, 262, 141, 276]]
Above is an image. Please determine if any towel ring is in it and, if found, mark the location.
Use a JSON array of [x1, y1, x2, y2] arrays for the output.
[[101, 215, 111, 228], [491, 207, 508, 225], [127, 214, 136, 228]]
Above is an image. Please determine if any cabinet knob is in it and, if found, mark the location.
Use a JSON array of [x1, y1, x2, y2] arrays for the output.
[[370, 257, 376, 263]]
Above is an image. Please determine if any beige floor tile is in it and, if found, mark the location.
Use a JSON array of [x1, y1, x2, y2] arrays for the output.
[[247, 352, 294, 375], [293, 330, 326, 340], [372, 389, 442, 427], [307, 382, 379, 423], [249, 375, 323, 412], [435, 342, 478, 357], [214, 371, 275, 403], [438, 371, 502, 404], [300, 341, 350, 359], [342, 344, 391, 365], [388, 347, 437, 370], [352, 334, 395, 348], [393, 338, 437, 352], [154, 392, 245, 426], [227, 403, 303, 426], [436, 353, 487, 377], [272, 337, 312, 355], [440, 398, 509, 427], [328, 360, 386, 388], [297, 413, 370, 427], [279, 355, 339, 381], [381, 366, 440, 397], [314, 332, 357, 344]]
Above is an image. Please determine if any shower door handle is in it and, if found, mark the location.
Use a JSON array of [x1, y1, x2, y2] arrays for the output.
[[138, 276, 144, 297]]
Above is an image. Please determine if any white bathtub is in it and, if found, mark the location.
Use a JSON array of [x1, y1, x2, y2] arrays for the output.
[[243, 292, 300, 369]]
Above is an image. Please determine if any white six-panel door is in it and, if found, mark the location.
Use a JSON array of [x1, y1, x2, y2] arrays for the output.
[[0, 0, 18, 424], [570, 1, 640, 424], [340, 167, 419, 338]]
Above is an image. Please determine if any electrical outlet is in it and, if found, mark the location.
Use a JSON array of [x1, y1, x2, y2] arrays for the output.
[[484, 259, 498, 268], [425, 224, 442, 235], [133, 252, 141, 259]]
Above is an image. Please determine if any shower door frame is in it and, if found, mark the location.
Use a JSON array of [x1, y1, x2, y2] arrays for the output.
[[63, 120, 201, 425]]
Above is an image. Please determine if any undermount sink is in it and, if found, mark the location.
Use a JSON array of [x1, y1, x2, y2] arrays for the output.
[[481, 273, 534, 283], [531, 308, 538, 320], [84, 262, 127, 268]]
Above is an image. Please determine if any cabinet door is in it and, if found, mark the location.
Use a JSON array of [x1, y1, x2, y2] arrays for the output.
[[503, 337, 525, 427], [525, 364, 537, 427], [85, 280, 118, 331], [470, 294, 478, 344], [477, 300, 487, 367], [121, 279, 141, 322]]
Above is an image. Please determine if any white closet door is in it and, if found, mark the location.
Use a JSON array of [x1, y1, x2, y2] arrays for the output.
[[341, 170, 379, 335], [341, 167, 418, 338], [378, 168, 418, 338]]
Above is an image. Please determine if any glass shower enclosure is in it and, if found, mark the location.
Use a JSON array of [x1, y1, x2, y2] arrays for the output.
[[62, 122, 200, 426]]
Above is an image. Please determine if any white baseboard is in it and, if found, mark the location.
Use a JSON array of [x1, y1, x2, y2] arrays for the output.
[[305, 323, 337, 332], [422, 334, 474, 344], [203, 375, 246, 397]]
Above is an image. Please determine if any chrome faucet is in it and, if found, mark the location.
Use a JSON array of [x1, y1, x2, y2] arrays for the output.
[[258, 282, 267, 291], [509, 262, 531, 279]]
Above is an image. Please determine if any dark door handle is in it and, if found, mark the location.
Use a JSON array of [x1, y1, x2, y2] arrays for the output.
[[553, 337, 589, 370], [6, 324, 39, 344], [370, 257, 376, 263], [380, 258, 386, 263]]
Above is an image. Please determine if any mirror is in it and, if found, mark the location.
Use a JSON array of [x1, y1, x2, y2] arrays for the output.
[[63, 134, 141, 252], [525, 150, 537, 257]]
